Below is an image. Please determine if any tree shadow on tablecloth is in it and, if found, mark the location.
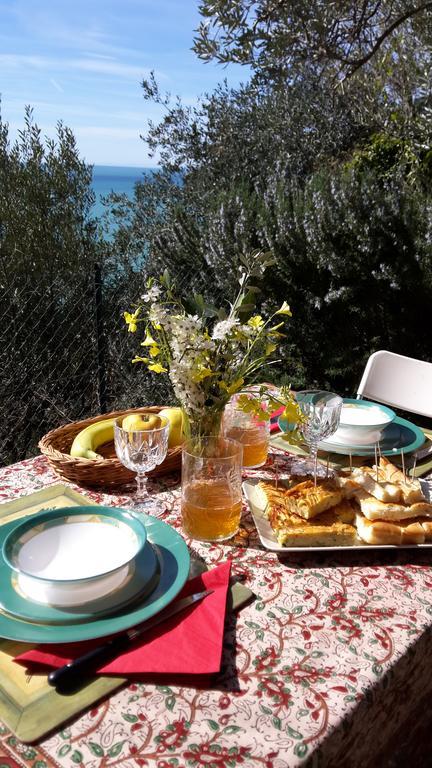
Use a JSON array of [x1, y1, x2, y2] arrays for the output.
[[277, 547, 432, 570], [302, 625, 432, 768]]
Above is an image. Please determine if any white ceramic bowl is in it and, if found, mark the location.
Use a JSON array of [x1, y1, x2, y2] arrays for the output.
[[334, 399, 396, 445], [3, 506, 147, 607]]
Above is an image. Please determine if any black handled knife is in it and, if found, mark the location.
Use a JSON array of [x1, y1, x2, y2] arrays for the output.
[[47, 589, 213, 692]]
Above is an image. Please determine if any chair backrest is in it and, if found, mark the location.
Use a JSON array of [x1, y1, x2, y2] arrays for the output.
[[357, 350, 432, 418]]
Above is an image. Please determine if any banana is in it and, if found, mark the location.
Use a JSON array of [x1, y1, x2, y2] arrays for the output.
[[70, 418, 116, 459]]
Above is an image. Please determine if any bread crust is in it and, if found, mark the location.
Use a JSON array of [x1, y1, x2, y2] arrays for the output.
[[355, 513, 425, 545], [355, 490, 432, 521]]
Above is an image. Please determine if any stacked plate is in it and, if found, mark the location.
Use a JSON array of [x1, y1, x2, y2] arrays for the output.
[[0, 506, 190, 644]]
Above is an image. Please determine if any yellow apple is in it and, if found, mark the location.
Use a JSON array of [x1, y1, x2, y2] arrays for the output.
[[122, 413, 162, 431], [158, 407, 184, 447]]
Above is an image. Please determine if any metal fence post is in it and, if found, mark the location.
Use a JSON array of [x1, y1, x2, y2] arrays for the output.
[[94, 263, 107, 413]]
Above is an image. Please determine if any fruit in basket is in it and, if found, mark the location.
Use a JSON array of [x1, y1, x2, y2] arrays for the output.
[[122, 413, 162, 431], [158, 407, 184, 447], [70, 418, 116, 460]]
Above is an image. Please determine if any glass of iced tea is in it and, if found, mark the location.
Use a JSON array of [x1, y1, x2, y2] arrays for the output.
[[222, 403, 270, 468], [181, 437, 243, 542]]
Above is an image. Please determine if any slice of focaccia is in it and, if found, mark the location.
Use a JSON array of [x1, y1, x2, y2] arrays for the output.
[[354, 489, 432, 521], [351, 467, 402, 503], [378, 456, 425, 504], [258, 482, 358, 547], [282, 479, 344, 520], [355, 513, 425, 545]]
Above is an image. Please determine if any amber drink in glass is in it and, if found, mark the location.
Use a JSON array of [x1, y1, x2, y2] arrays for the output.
[[223, 403, 270, 468], [181, 437, 243, 542]]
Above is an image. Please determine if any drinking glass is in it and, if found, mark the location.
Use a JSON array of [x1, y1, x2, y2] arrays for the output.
[[114, 415, 169, 511], [296, 390, 343, 484], [222, 402, 270, 468], [181, 437, 243, 542]]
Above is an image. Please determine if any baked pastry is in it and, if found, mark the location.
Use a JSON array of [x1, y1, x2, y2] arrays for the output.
[[355, 489, 432, 521], [258, 481, 358, 547], [282, 478, 344, 520], [378, 456, 425, 504], [351, 467, 402, 503], [356, 513, 425, 545]]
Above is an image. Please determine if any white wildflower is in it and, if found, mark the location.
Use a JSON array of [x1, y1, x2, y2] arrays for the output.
[[212, 317, 239, 341], [141, 285, 162, 303]]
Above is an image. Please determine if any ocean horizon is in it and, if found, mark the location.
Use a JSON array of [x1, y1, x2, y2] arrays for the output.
[[91, 165, 156, 219]]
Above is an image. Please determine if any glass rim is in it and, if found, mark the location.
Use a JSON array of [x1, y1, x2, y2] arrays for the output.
[[114, 414, 169, 432], [182, 435, 243, 460]]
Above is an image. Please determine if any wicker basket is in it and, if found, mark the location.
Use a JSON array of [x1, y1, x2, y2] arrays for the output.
[[38, 406, 182, 490]]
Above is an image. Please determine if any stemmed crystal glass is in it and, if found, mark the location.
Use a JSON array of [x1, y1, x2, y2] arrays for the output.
[[114, 415, 169, 512], [296, 390, 343, 484]]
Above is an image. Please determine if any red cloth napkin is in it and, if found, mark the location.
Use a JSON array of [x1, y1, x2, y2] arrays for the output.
[[15, 561, 231, 676]]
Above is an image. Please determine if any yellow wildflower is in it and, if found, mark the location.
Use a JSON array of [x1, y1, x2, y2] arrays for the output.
[[282, 401, 300, 425], [148, 363, 167, 373], [132, 355, 149, 364], [275, 301, 292, 316], [247, 315, 264, 331], [141, 331, 157, 347], [192, 366, 213, 383], [124, 309, 140, 333], [265, 342, 277, 356], [149, 346, 160, 358], [219, 378, 244, 395]]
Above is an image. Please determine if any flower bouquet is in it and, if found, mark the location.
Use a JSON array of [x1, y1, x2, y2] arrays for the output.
[[124, 250, 301, 440]]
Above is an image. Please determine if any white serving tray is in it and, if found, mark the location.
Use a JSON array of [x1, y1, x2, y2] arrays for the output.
[[242, 478, 432, 552]]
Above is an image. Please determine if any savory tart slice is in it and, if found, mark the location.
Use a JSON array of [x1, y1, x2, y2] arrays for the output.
[[282, 478, 344, 520], [258, 481, 358, 547]]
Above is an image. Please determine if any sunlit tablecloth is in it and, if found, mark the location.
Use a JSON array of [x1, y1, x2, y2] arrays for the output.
[[1, 453, 432, 768]]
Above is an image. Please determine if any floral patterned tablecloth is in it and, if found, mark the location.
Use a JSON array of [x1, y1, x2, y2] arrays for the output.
[[1, 453, 432, 768]]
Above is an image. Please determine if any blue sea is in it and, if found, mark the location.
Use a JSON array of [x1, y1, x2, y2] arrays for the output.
[[91, 165, 155, 219]]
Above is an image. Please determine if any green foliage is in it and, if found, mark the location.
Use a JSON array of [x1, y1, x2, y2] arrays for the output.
[[110, 38, 432, 397]]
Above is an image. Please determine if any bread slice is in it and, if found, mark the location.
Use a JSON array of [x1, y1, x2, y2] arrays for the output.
[[283, 479, 344, 520], [351, 467, 402, 503], [355, 490, 432, 521], [378, 456, 425, 504], [258, 482, 358, 546], [356, 513, 425, 545], [418, 519, 432, 540]]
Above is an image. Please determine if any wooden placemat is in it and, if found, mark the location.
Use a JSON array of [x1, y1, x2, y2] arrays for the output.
[[0, 486, 254, 743]]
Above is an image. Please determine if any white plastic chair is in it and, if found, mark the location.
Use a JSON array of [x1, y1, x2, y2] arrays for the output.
[[357, 350, 432, 418]]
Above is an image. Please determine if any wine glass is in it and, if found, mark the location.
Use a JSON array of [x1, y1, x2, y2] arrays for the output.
[[114, 414, 169, 512], [296, 390, 343, 484]]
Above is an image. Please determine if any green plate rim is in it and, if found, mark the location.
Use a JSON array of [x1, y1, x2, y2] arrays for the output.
[[0, 542, 159, 625], [317, 414, 425, 456], [0, 513, 190, 643], [2, 505, 147, 583]]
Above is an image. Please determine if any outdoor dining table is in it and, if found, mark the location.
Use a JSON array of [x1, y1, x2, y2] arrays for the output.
[[0, 448, 431, 768]]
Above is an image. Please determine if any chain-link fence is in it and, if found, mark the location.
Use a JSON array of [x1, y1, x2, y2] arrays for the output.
[[0, 263, 224, 467]]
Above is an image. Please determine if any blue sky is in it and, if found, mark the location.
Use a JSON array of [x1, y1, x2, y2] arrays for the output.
[[0, 0, 247, 166]]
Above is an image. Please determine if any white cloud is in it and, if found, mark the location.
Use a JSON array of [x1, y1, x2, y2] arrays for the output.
[[50, 78, 64, 93], [0, 53, 152, 81]]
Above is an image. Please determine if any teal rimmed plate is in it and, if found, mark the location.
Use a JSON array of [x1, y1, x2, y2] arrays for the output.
[[0, 543, 159, 625], [0, 514, 189, 643], [317, 415, 425, 457], [3, 506, 146, 583]]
